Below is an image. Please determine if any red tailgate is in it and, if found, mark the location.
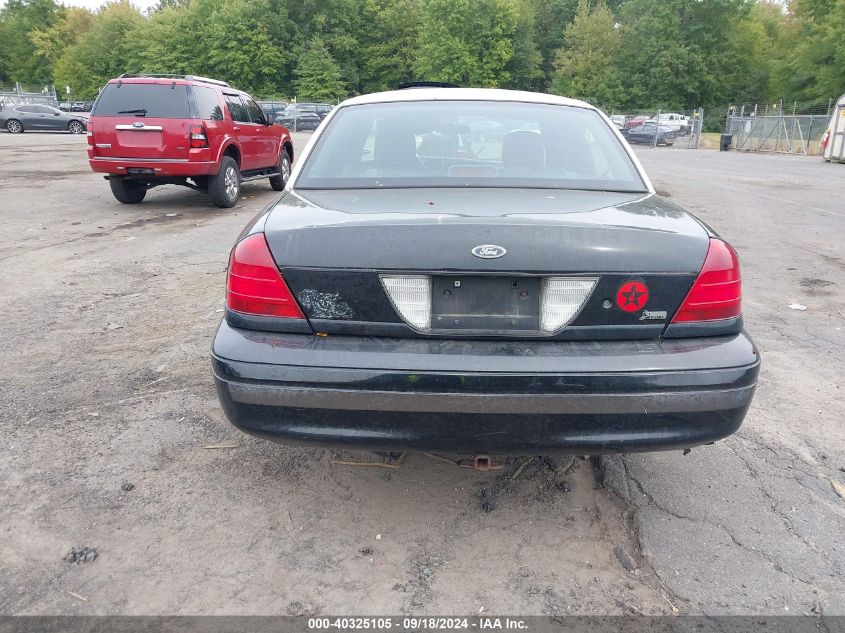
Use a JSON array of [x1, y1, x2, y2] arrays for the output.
[[91, 117, 192, 160], [89, 80, 193, 161]]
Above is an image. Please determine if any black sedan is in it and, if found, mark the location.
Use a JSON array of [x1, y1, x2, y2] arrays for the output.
[[623, 121, 677, 146], [298, 102, 334, 120], [274, 107, 321, 131], [213, 89, 758, 456], [258, 100, 288, 120], [1, 104, 87, 134]]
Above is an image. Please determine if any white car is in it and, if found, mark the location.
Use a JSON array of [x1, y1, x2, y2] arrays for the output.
[[608, 114, 628, 131], [649, 113, 690, 135]]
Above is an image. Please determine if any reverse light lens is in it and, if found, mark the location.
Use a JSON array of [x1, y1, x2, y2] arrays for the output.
[[381, 275, 431, 330], [671, 238, 741, 323], [226, 233, 304, 318], [540, 277, 598, 332]]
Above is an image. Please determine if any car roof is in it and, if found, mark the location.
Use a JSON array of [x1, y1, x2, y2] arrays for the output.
[[339, 88, 596, 111]]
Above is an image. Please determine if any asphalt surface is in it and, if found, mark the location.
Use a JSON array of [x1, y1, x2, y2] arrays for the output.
[[0, 132, 843, 616]]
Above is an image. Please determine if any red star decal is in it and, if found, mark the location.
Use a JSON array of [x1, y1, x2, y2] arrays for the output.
[[616, 280, 649, 313]]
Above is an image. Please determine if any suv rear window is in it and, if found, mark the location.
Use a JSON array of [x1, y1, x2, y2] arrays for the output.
[[93, 83, 190, 118]]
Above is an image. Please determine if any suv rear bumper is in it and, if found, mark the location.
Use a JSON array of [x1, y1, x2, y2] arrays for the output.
[[88, 156, 217, 177], [212, 322, 760, 455]]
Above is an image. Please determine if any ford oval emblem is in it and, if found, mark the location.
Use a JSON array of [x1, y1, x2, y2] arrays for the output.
[[471, 244, 507, 259]]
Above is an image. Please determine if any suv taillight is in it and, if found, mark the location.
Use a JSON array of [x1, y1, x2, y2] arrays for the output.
[[190, 125, 208, 148], [226, 234, 304, 318], [87, 130, 93, 145], [671, 238, 741, 323]]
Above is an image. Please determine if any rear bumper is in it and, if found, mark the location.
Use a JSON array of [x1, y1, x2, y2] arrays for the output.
[[88, 156, 217, 177], [212, 322, 760, 454]]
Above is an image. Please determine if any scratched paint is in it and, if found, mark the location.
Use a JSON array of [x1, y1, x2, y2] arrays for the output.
[[297, 289, 354, 319]]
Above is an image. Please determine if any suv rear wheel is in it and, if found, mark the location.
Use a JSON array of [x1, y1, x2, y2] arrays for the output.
[[109, 178, 147, 204], [269, 151, 291, 191], [209, 156, 240, 208]]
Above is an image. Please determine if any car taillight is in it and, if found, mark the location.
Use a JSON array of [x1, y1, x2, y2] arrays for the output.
[[87, 131, 93, 145], [226, 234, 304, 318], [672, 238, 741, 323], [190, 125, 208, 148]]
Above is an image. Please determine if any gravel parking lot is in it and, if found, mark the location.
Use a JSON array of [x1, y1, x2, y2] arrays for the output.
[[1, 133, 843, 616]]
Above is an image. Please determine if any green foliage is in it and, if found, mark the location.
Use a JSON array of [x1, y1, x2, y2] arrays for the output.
[[0, 0, 62, 85], [1, 0, 842, 107], [504, 0, 544, 91], [127, 3, 205, 76], [611, 0, 779, 110], [204, 0, 286, 95], [551, 0, 622, 108], [413, 0, 519, 87], [293, 38, 347, 101], [29, 7, 95, 69], [53, 2, 143, 99], [360, 0, 420, 92], [777, 0, 845, 101]]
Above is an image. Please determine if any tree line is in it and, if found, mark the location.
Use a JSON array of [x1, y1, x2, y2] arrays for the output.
[[1, 0, 843, 111]]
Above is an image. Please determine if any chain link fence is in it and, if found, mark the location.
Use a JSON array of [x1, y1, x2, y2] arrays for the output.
[[607, 108, 706, 149], [0, 83, 59, 110], [722, 99, 834, 155]]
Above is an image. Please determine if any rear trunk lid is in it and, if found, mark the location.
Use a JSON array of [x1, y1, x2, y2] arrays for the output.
[[262, 188, 711, 339], [89, 81, 193, 160]]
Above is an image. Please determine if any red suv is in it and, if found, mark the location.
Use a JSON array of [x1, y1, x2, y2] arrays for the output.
[[87, 74, 293, 208]]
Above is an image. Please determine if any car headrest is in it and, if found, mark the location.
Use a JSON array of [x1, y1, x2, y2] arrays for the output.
[[374, 120, 419, 166], [502, 131, 545, 170]]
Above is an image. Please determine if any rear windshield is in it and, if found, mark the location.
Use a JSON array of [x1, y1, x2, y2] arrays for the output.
[[93, 83, 190, 118], [296, 101, 646, 192]]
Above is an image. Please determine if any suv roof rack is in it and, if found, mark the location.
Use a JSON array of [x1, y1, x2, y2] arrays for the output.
[[117, 73, 230, 88], [398, 81, 460, 90]]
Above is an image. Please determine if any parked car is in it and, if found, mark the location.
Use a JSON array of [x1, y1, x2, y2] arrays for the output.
[[0, 104, 87, 134], [58, 101, 72, 112], [258, 100, 288, 120], [609, 114, 626, 130], [274, 106, 321, 131], [212, 87, 758, 456], [650, 112, 690, 135], [87, 74, 293, 207], [624, 115, 650, 129], [624, 122, 678, 146], [298, 102, 334, 120]]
